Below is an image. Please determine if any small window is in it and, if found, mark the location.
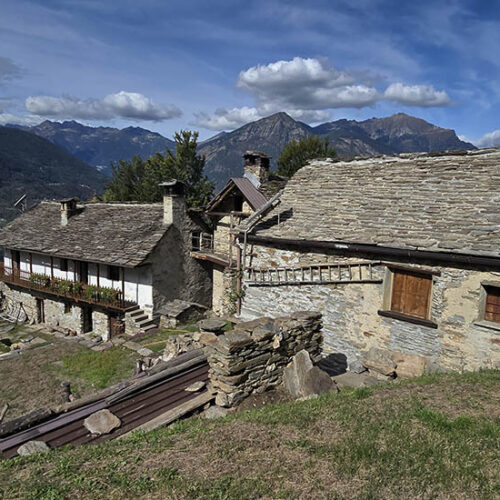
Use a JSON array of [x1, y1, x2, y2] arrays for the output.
[[390, 270, 432, 320], [108, 265, 120, 281], [60, 258, 68, 272], [64, 303, 72, 314], [484, 286, 500, 324]]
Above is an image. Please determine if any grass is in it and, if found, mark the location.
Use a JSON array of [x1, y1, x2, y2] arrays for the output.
[[0, 370, 498, 499], [54, 346, 137, 390]]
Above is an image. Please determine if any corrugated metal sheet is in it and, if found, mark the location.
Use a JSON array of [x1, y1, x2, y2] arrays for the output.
[[231, 178, 268, 211], [0, 354, 210, 459]]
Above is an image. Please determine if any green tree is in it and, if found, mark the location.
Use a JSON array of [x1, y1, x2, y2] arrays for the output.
[[103, 130, 214, 207], [277, 136, 336, 178]]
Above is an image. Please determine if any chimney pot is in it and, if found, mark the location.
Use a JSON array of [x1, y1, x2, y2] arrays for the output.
[[243, 151, 270, 187], [60, 197, 79, 226], [159, 180, 185, 226]]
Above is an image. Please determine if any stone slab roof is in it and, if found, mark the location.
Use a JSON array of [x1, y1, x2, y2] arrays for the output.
[[254, 148, 500, 259], [0, 202, 169, 267]]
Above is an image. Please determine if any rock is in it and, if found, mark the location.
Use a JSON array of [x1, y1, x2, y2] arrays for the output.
[[362, 347, 397, 376], [202, 405, 231, 419], [91, 342, 113, 352], [198, 318, 227, 333], [391, 350, 426, 379], [17, 440, 50, 456], [83, 409, 121, 435], [20, 335, 34, 343], [283, 349, 337, 399], [348, 359, 367, 374], [30, 337, 47, 346], [185, 381, 206, 392], [137, 347, 154, 357], [332, 371, 382, 389], [0, 350, 21, 360]]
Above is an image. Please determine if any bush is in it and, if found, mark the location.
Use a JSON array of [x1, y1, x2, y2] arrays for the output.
[[29, 273, 50, 287]]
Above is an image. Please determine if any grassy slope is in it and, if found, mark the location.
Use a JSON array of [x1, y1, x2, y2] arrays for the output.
[[1, 370, 498, 499]]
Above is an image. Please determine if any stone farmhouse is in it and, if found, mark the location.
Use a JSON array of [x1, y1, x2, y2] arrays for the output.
[[234, 148, 500, 375], [192, 151, 285, 314], [0, 181, 212, 340]]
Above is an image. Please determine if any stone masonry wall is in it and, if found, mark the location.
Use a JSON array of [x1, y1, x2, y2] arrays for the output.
[[92, 310, 110, 341], [241, 244, 500, 373], [200, 312, 322, 407]]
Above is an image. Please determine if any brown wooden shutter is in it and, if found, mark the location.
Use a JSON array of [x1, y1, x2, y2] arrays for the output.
[[391, 270, 432, 319], [485, 287, 500, 323]]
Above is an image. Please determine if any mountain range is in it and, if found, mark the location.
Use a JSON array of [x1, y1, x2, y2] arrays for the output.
[[0, 127, 107, 226], [15, 112, 475, 188]]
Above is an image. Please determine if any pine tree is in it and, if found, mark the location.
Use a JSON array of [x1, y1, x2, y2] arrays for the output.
[[277, 136, 336, 178], [103, 130, 214, 207]]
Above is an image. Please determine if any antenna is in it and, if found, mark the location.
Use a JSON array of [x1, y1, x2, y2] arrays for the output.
[[13, 194, 27, 213]]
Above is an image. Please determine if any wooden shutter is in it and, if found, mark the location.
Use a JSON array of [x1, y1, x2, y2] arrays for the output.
[[391, 270, 432, 319], [485, 287, 500, 323]]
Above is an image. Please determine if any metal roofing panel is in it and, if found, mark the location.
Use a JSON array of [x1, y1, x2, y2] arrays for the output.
[[231, 177, 268, 211]]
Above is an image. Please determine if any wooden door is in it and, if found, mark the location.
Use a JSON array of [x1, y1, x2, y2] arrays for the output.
[[36, 299, 45, 323], [391, 271, 432, 319]]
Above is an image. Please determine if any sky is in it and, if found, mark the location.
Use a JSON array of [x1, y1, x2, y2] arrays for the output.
[[0, 0, 499, 145]]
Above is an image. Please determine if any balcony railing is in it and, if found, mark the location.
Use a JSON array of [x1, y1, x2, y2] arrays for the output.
[[0, 264, 135, 311], [191, 232, 214, 252]]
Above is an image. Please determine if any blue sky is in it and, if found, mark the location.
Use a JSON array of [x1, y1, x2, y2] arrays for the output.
[[0, 0, 499, 145]]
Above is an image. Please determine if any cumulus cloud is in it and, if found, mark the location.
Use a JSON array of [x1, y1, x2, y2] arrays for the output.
[[25, 91, 181, 121], [195, 57, 452, 131], [0, 112, 41, 126], [237, 57, 379, 110], [193, 106, 331, 130], [473, 129, 500, 148], [384, 83, 451, 106]]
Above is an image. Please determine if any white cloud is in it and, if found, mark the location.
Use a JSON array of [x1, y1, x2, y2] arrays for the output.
[[236, 57, 379, 110], [0, 112, 41, 126], [25, 91, 181, 121], [384, 83, 450, 107], [195, 57, 452, 131], [473, 129, 500, 148], [193, 106, 331, 131]]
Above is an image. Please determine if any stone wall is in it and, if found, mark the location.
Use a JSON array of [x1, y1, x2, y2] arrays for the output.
[[241, 243, 500, 373], [212, 266, 238, 316], [92, 310, 110, 341], [44, 299, 82, 333], [200, 312, 322, 407]]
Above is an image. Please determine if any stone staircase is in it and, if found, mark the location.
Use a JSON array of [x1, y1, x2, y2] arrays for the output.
[[124, 306, 159, 335]]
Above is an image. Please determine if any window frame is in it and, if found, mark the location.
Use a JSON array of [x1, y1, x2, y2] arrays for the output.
[[475, 281, 500, 331], [378, 265, 438, 329]]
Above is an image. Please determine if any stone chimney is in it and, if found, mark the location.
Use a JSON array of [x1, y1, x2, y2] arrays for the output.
[[60, 198, 79, 227], [243, 151, 270, 187], [159, 180, 185, 227]]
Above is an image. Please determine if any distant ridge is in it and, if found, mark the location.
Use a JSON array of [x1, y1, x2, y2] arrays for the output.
[[10, 112, 475, 189], [0, 126, 107, 225]]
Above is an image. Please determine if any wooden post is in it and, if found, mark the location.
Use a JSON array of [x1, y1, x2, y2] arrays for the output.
[[96, 264, 100, 288], [50, 256, 54, 279], [29, 253, 33, 274], [121, 268, 125, 306]]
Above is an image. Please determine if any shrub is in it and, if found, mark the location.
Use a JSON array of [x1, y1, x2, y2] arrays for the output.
[[29, 273, 50, 288]]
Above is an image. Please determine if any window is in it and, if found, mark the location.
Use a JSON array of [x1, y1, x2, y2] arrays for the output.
[[60, 258, 68, 272], [391, 270, 432, 319], [108, 265, 120, 281], [484, 286, 500, 324], [378, 266, 437, 328]]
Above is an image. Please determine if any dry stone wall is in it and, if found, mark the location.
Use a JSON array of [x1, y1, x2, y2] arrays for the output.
[[200, 312, 322, 407]]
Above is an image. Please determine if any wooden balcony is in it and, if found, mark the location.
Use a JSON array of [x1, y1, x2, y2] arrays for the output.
[[0, 264, 136, 311], [191, 232, 230, 267]]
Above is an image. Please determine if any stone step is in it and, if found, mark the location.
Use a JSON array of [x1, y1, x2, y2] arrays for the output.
[[134, 314, 150, 324], [137, 318, 157, 329], [129, 309, 146, 319]]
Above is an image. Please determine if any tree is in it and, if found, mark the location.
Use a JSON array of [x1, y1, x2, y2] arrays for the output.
[[277, 136, 336, 178], [103, 130, 214, 207]]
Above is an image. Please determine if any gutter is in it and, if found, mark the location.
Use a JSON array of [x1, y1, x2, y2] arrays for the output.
[[243, 234, 500, 269]]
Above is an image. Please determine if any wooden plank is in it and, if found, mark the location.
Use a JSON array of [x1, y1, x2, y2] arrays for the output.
[[118, 392, 214, 438]]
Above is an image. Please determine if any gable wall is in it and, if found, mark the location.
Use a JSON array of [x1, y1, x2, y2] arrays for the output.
[[240, 243, 500, 373]]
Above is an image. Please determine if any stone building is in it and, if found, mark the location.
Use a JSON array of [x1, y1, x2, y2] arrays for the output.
[[192, 151, 285, 314], [0, 181, 212, 339], [235, 148, 500, 374]]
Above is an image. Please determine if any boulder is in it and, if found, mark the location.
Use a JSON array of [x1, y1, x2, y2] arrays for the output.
[[391, 350, 426, 378], [17, 440, 50, 456], [83, 409, 121, 435], [332, 371, 383, 390], [362, 347, 397, 376], [202, 405, 231, 419], [198, 319, 227, 334], [283, 349, 337, 399]]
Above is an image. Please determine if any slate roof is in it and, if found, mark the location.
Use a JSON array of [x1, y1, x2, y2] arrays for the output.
[[0, 202, 169, 267], [254, 148, 500, 259]]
